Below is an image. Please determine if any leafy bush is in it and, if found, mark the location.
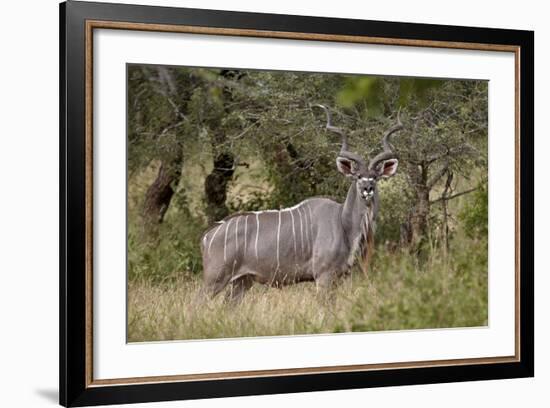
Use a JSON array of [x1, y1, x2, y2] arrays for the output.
[[459, 182, 488, 239], [346, 233, 487, 333], [375, 173, 413, 244], [128, 210, 206, 284]]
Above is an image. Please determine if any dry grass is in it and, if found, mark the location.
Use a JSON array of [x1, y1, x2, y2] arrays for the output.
[[128, 276, 367, 342], [127, 239, 488, 342]]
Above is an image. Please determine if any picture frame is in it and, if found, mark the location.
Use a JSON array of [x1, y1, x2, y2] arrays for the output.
[[59, 1, 534, 406]]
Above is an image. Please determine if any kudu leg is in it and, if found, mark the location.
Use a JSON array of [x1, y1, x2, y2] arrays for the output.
[[314, 271, 340, 305], [203, 269, 231, 300], [225, 275, 254, 304]]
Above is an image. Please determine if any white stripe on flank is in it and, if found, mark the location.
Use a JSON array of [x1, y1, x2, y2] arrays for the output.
[[231, 259, 237, 278], [207, 223, 224, 255], [307, 204, 315, 272], [301, 206, 309, 253], [235, 216, 240, 254], [255, 213, 260, 261], [223, 218, 233, 263], [297, 207, 304, 252], [289, 208, 297, 257], [297, 207, 304, 255], [306, 204, 314, 242], [276, 211, 281, 271], [244, 216, 248, 255]]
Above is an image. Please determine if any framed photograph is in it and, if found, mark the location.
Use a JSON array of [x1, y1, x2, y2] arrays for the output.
[[60, 1, 534, 406]]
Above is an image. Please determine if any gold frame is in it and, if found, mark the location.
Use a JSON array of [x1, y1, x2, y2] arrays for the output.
[[84, 20, 521, 388]]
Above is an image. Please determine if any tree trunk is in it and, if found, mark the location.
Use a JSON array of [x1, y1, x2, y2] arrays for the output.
[[410, 186, 430, 250], [142, 155, 182, 227], [141, 66, 186, 230], [441, 171, 454, 255], [402, 162, 431, 254], [204, 151, 235, 224], [203, 71, 244, 224]]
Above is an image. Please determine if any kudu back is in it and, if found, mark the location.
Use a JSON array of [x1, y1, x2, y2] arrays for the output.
[[201, 106, 403, 301]]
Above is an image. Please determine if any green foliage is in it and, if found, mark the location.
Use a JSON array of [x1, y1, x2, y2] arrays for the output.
[[128, 206, 206, 283], [337, 76, 383, 115], [127, 65, 200, 174], [337, 76, 444, 116], [346, 234, 487, 332], [229, 190, 271, 213], [397, 77, 444, 106], [459, 182, 489, 239], [128, 234, 202, 284], [126, 66, 489, 340], [128, 67, 488, 278], [375, 173, 413, 243]]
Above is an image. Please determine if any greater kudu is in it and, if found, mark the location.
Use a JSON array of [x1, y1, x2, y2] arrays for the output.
[[201, 105, 403, 301]]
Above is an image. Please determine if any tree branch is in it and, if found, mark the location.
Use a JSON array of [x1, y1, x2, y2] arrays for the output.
[[427, 160, 449, 189], [431, 187, 478, 204]]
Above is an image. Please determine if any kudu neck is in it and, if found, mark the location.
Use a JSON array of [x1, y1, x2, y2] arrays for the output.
[[341, 181, 371, 246]]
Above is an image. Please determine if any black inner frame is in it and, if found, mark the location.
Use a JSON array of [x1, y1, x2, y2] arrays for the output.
[[60, 1, 534, 406]]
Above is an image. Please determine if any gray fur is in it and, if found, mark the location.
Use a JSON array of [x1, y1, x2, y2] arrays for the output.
[[201, 180, 383, 301], [200, 106, 401, 301]]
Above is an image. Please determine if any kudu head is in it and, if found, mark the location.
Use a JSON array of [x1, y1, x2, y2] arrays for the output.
[[315, 105, 403, 208]]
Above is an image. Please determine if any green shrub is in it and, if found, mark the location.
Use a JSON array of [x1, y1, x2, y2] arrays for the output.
[[128, 210, 206, 284], [459, 182, 488, 239], [346, 234, 488, 333]]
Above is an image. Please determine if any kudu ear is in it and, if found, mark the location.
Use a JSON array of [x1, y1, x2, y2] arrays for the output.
[[336, 157, 359, 177], [378, 159, 398, 178]]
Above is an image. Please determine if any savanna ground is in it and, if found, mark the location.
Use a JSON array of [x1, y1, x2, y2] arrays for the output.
[[128, 234, 487, 342], [127, 66, 488, 342]]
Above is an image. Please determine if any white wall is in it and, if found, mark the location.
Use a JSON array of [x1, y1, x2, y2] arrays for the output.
[[0, 1, 546, 407]]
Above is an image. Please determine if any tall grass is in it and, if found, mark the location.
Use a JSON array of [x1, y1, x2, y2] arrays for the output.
[[127, 233, 487, 342], [127, 159, 488, 342]]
